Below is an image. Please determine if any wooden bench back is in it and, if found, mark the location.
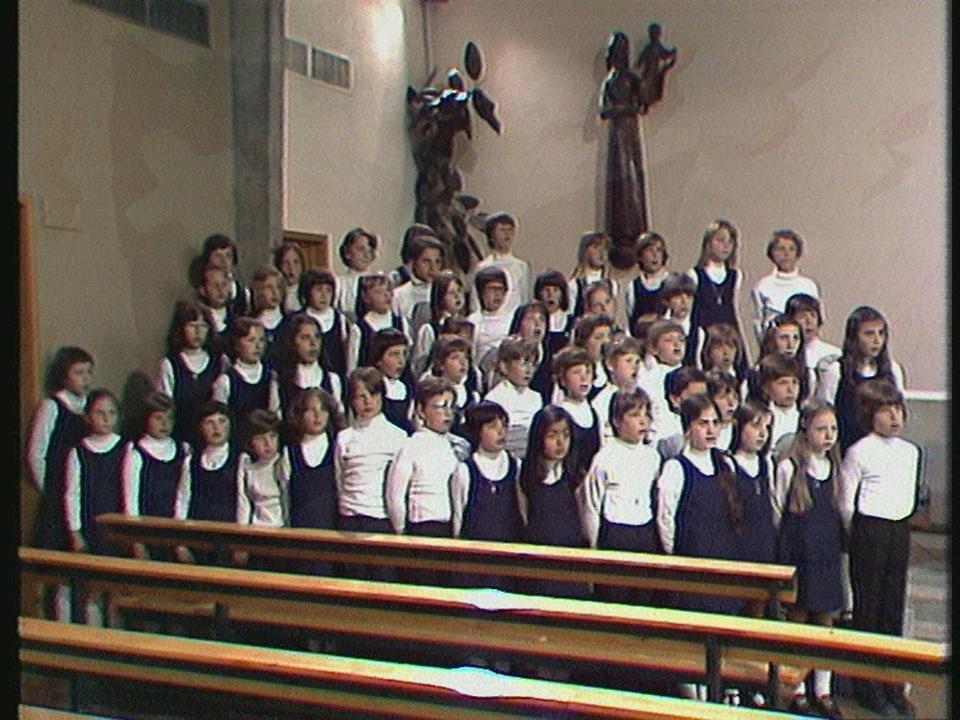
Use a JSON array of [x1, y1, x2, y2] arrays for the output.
[[96, 513, 797, 603]]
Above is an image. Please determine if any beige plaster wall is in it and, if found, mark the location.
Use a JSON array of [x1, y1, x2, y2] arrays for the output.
[[426, 0, 947, 392], [284, 0, 426, 274], [19, 0, 236, 396]]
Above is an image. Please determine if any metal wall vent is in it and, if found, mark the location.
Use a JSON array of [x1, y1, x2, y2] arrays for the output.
[[311, 47, 352, 91]]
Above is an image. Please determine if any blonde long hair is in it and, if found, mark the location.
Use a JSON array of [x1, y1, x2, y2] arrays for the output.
[[783, 399, 841, 514]]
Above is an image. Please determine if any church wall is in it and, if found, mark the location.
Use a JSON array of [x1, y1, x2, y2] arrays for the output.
[[427, 0, 948, 394]]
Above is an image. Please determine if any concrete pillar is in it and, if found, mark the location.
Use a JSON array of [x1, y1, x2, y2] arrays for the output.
[[230, 0, 284, 274]]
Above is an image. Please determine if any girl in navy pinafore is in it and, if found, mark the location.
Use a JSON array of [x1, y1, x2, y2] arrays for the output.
[[552, 346, 602, 481], [212, 318, 279, 439], [688, 219, 750, 377], [300, 268, 351, 390], [451, 401, 525, 590], [730, 400, 779, 618], [824, 306, 904, 454], [772, 399, 844, 714], [519, 405, 590, 599], [63, 389, 125, 624], [276, 314, 344, 424], [283, 387, 344, 575], [366, 327, 415, 434], [657, 394, 744, 616], [158, 300, 226, 448], [627, 232, 670, 332], [181, 401, 242, 565], [27, 346, 95, 553], [121, 391, 190, 561]]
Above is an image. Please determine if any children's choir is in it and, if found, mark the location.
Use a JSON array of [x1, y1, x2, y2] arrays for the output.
[[27, 222, 928, 717]]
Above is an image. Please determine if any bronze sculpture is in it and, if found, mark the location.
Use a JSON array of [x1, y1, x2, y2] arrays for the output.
[[600, 25, 676, 269], [407, 42, 500, 275]]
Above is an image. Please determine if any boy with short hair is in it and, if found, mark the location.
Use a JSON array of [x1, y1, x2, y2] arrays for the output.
[[592, 336, 644, 441], [386, 377, 465, 540], [483, 336, 543, 458], [470, 212, 530, 317], [237, 409, 288, 528], [785, 293, 840, 400], [656, 366, 708, 459], [635, 319, 687, 444], [757, 353, 802, 460], [391, 235, 445, 328], [752, 229, 821, 344], [336, 227, 379, 320], [552, 346, 602, 478], [468, 265, 513, 365], [659, 272, 699, 367], [839, 379, 926, 718]]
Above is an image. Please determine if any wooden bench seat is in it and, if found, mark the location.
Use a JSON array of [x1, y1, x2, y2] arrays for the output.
[[22, 547, 948, 709], [20, 618, 799, 720]]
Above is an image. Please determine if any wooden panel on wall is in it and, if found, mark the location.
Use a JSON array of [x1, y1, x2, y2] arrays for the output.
[[20, 196, 40, 545], [283, 229, 329, 271]]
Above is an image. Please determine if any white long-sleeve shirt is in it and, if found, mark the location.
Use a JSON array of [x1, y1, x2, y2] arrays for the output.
[[751, 269, 820, 341], [64, 433, 124, 532], [385, 429, 461, 532], [838, 434, 924, 529], [120, 436, 191, 516], [450, 450, 524, 537], [484, 381, 543, 458], [334, 414, 407, 519], [27, 389, 87, 491], [391, 276, 432, 325], [467, 308, 513, 365], [580, 437, 661, 548], [237, 452, 289, 526], [769, 403, 800, 459], [336, 269, 363, 320]]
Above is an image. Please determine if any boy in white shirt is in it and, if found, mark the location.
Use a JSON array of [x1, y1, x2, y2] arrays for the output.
[[484, 336, 543, 458], [635, 319, 687, 444], [334, 367, 408, 581], [391, 235, 445, 331], [470, 212, 530, 318], [758, 354, 802, 462], [237, 409, 289, 571], [468, 266, 513, 364], [592, 336, 644, 441], [839, 380, 926, 718], [752, 229, 821, 345], [386, 377, 468, 583]]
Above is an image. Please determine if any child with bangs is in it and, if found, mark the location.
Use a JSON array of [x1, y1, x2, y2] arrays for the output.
[[571, 313, 615, 401], [568, 231, 619, 318], [484, 336, 543, 458], [336, 227, 379, 320], [350, 272, 412, 371], [591, 336, 644, 442], [772, 400, 844, 719], [157, 300, 227, 447], [839, 380, 926, 718], [625, 231, 670, 331], [451, 401, 525, 590], [300, 269, 352, 388], [581, 388, 661, 604]]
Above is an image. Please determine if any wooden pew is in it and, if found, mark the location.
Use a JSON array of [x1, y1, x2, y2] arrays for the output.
[[20, 617, 798, 719], [96, 513, 797, 609], [20, 548, 948, 709]]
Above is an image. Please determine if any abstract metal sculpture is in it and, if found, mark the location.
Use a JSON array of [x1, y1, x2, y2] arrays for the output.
[[407, 42, 500, 275]]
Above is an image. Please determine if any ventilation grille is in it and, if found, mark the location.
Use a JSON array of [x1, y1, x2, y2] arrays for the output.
[[74, 0, 209, 47], [311, 47, 351, 90], [284, 37, 352, 93]]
